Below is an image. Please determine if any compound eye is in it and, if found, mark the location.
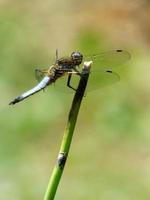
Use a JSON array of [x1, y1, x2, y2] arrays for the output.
[[71, 52, 82, 59], [71, 52, 77, 58]]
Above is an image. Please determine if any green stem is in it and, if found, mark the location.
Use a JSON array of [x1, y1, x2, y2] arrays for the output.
[[43, 61, 92, 200]]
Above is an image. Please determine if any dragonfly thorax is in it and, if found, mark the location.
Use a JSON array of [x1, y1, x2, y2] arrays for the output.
[[71, 51, 83, 66]]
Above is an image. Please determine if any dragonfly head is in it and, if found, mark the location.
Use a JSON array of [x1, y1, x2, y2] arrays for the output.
[[71, 51, 83, 66]]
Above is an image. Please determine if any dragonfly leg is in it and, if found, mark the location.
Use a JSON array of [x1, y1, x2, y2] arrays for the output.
[[67, 74, 77, 91], [72, 66, 82, 76]]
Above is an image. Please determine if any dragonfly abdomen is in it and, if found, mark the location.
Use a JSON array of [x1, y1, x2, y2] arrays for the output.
[[9, 76, 51, 105]]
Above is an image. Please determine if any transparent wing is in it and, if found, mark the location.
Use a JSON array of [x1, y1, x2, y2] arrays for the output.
[[35, 49, 130, 92], [85, 49, 131, 70], [86, 69, 120, 91], [35, 68, 48, 82], [53, 69, 120, 93]]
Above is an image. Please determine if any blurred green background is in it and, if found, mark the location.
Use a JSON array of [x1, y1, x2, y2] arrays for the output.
[[1, 0, 150, 199]]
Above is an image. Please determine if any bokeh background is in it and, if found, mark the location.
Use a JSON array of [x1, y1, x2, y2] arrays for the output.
[[1, 0, 150, 199]]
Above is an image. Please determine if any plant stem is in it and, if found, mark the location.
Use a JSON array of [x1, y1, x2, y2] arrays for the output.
[[43, 61, 92, 200]]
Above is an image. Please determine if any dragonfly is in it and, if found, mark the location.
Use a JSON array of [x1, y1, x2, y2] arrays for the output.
[[9, 49, 131, 105]]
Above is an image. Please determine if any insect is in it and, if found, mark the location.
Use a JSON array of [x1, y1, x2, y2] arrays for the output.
[[9, 49, 131, 105]]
